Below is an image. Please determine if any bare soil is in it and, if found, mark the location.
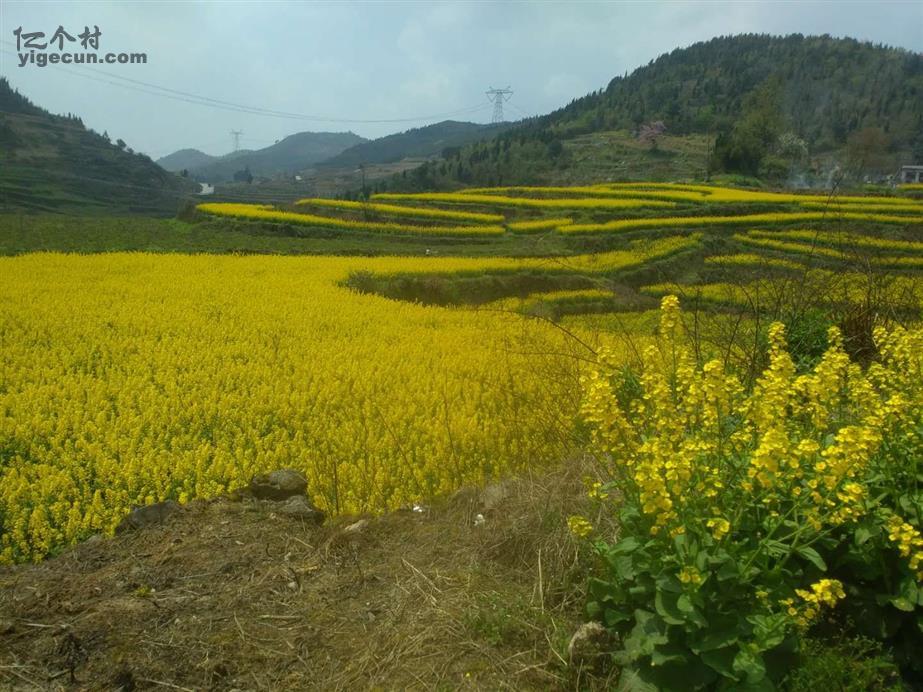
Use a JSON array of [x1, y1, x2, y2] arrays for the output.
[[0, 466, 616, 691]]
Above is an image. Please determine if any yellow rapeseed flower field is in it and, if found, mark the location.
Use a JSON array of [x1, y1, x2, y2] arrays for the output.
[[0, 238, 694, 563], [371, 192, 678, 210], [197, 203, 505, 236], [294, 197, 505, 223], [560, 210, 923, 234]]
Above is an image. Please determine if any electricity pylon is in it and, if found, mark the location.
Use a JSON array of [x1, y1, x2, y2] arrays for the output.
[[486, 87, 513, 124]]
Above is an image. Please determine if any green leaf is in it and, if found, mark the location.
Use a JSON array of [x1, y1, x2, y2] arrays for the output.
[[796, 546, 827, 571], [677, 593, 695, 614], [612, 555, 637, 580], [690, 615, 739, 653], [733, 648, 767, 683], [655, 589, 686, 626], [700, 646, 738, 678], [612, 536, 641, 555], [747, 613, 788, 651], [623, 610, 669, 658], [616, 668, 659, 692], [854, 524, 875, 545], [899, 576, 920, 606], [717, 558, 740, 582], [651, 642, 689, 667], [890, 597, 915, 612]]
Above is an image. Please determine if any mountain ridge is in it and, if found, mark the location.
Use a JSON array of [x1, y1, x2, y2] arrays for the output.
[[0, 77, 194, 215], [160, 131, 367, 182]]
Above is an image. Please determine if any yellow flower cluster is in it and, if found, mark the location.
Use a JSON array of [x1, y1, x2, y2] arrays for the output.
[[567, 515, 594, 538], [886, 515, 923, 579], [678, 566, 703, 585], [582, 295, 922, 541], [782, 579, 846, 628], [294, 197, 504, 223], [196, 203, 505, 236]]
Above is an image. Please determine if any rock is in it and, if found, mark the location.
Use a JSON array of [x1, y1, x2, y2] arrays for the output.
[[250, 469, 308, 501], [473, 513, 486, 527], [115, 501, 179, 534], [567, 621, 612, 667], [479, 482, 509, 511], [344, 519, 368, 534], [276, 495, 325, 525], [83, 533, 104, 546]]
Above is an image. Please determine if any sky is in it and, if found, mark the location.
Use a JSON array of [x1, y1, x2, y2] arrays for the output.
[[1, 1, 921, 160]]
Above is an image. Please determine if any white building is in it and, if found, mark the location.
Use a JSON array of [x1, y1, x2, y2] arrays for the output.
[[899, 165, 923, 184]]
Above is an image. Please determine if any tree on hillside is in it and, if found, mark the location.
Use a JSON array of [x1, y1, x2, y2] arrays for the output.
[[638, 121, 667, 150], [713, 78, 785, 175], [846, 126, 891, 176]]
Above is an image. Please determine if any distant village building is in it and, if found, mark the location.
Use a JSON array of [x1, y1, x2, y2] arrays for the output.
[[899, 165, 923, 184]]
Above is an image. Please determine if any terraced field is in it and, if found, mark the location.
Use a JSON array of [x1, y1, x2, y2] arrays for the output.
[[1, 183, 921, 564], [198, 182, 923, 322]]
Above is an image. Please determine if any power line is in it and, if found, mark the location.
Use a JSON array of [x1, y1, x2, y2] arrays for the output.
[[230, 130, 243, 153], [486, 86, 513, 124], [1, 44, 491, 125]]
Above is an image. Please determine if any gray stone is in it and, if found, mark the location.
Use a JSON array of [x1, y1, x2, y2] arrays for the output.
[[343, 519, 368, 534], [479, 482, 509, 511], [276, 495, 325, 525], [115, 501, 180, 534], [250, 469, 308, 501], [567, 621, 612, 667]]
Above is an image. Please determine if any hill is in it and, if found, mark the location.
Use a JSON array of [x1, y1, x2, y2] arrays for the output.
[[0, 78, 195, 215], [317, 120, 509, 169], [371, 34, 923, 192], [156, 147, 218, 172], [181, 131, 367, 182]]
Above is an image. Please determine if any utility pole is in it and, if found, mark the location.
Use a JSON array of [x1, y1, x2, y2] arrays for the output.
[[230, 130, 243, 152], [485, 86, 513, 124]]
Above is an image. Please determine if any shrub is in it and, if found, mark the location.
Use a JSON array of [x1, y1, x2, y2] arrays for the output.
[[578, 296, 922, 688]]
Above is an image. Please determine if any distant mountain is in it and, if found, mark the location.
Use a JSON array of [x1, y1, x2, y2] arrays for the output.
[[317, 120, 510, 169], [182, 131, 367, 182], [373, 34, 923, 191], [157, 148, 218, 172], [0, 78, 194, 214]]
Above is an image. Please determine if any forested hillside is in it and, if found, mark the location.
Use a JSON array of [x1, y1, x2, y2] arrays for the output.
[[0, 78, 194, 214], [374, 34, 923, 192], [317, 120, 509, 169]]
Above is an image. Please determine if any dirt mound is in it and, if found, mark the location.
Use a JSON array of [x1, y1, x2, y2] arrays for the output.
[[0, 467, 615, 690]]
